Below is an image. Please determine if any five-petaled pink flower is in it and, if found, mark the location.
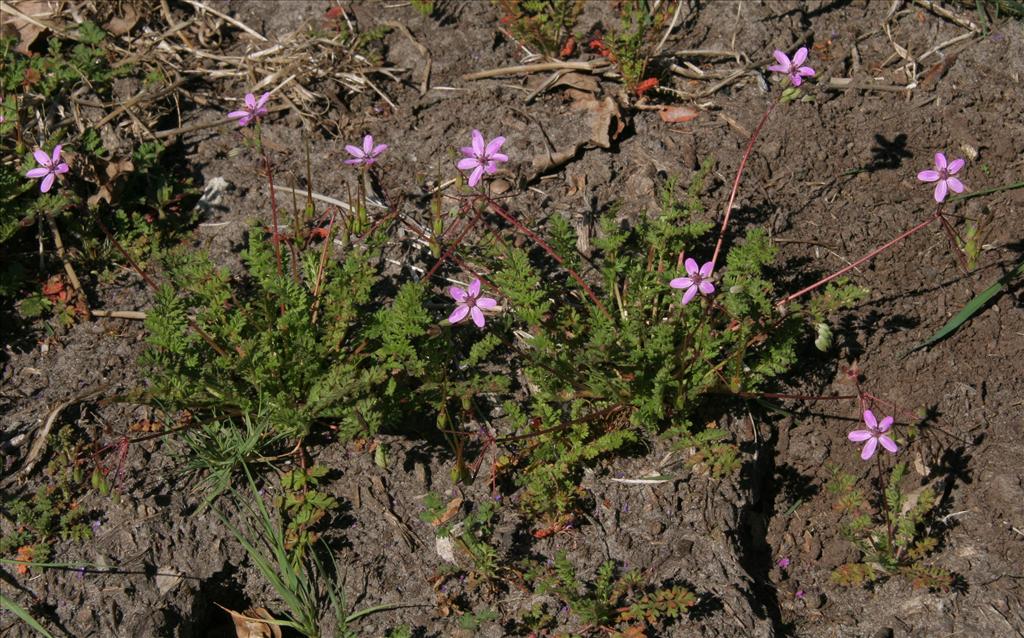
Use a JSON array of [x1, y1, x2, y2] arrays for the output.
[[768, 47, 816, 87], [670, 258, 715, 305], [848, 410, 898, 460], [917, 152, 965, 203], [344, 134, 388, 166], [227, 92, 270, 127], [448, 278, 497, 328], [25, 145, 69, 193], [457, 130, 508, 188]]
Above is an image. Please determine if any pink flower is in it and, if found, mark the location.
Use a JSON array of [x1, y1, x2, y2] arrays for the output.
[[848, 410, 898, 460], [25, 145, 69, 193], [795, 590, 806, 599], [768, 47, 816, 87], [344, 134, 388, 166], [917, 152, 965, 203], [777, 557, 791, 570], [669, 258, 715, 304], [227, 92, 270, 127], [448, 278, 497, 328], [456, 130, 508, 187]]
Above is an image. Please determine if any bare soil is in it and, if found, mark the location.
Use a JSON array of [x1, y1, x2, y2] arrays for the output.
[[3, 1, 1024, 637]]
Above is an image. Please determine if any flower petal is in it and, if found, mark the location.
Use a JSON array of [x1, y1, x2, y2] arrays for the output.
[[670, 277, 693, 289], [946, 177, 964, 193], [227, 110, 249, 120], [699, 261, 714, 277], [471, 307, 485, 328], [468, 165, 484, 187], [477, 296, 498, 309], [363, 135, 374, 154], [917, 170, 940, 182], [449, 285, 468, 302], [345, 145, 365, 158], [55, 163, 69, 174], [489, 152, 509, 163], [457, 157, 479, 170], [935, 180, 948, 202], [484, 162, 499, 175], [684, 258, 699, 275], [51, 145, 62, 163], [25, 167, 50, 178], [33, 149, 50, 166], [798, 66, 815, 77], [879, 435, 899, 454], [848, 430, 873, 442], [471, 129, 485, 156], [236, 115, 251, 127], [681, 285, 698, 305], [792, 47, 808, 67], [40, 172, 55, 193], [863, 410, 878, 429], [878, 416, 894, 432], [766, 64, 788, 73], [255, 92, 270, 109], [860, 437, 878, 460], [772, 49, 790, 68], [448, 304, 470, 324], [371, 143, 388, 156], [468, 278, 481, 297], [934, 152, 947, 170], [790, 74, 803, 87], [459, 146, 475, 157], [698, 280, 715, 295], [485, 136, 506, 156], [947, 158, 964, 174], [343, 158, 364, 165], [245, 93, 256, 108]]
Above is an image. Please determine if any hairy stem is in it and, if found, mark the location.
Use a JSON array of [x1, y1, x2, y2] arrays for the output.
[[778, 206, 943, 308], [710, 101, 778, 269]]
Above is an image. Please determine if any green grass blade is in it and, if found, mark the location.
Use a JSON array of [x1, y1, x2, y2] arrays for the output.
[[907, 259, 1024, 355], [1, 593, 55, 638]]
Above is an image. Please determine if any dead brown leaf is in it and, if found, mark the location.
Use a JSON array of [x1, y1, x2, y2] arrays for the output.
[[430, 495, 463, 527], [570, 95, 623, 149], [104, 5, 139, 37], [658, 105, 700, 123], [86, 157, 135, 208], [7, 1, 63, 55], [222, 606, 282, 638]]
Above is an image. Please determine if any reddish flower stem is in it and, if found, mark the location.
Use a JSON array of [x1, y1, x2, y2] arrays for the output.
[[481, 196, 611, 320], [710, 101, 779, 269], [778, 206, 943, 308], [257, 132, 284, 279]]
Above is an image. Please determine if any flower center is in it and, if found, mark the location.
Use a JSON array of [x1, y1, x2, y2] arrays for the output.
[[938, 168, 949, 180]]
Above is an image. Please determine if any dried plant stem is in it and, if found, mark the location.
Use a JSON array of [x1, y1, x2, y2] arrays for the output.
[[45, 214, 90, 318], [258, 134, 284, 279], [710, 101, 778, 269], [778, 207, 943, 308]]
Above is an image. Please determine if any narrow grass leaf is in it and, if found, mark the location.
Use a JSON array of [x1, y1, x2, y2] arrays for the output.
[[1, 593, 55, 638], [907, 258, 1024, 355]]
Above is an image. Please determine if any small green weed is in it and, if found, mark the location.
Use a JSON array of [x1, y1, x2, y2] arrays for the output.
[[519, 551, 696, 635], [496, 0, 584, 57], [828, 463, 952, 590]]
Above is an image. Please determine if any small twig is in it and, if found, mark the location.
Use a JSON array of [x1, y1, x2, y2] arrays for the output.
[[911, 0, 978, 31], [90, 309, 147, 320], [462, 60, 611, 81], [826, 77, 914, 92], [382, 21, 430, 95], [654, 0, 685, 56], [184, 0, 269, 41], [11, 384, 110, 482], [45, 214, 90, 319]]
